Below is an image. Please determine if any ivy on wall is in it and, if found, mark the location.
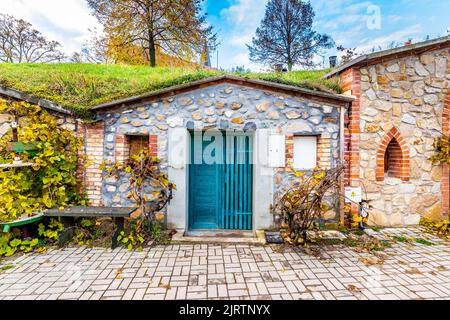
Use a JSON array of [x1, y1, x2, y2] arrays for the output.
[[0, 100, 86, 223], [430, 136, 450, 165]]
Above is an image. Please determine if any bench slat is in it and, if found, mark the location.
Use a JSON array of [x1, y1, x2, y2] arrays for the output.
[[44, 206, 136, 218]]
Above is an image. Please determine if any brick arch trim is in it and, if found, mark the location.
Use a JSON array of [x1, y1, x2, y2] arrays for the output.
[[376, 127, 410, 182]]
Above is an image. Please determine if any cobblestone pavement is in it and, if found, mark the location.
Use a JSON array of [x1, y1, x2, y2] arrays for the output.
[[0, 228, 449, 300]]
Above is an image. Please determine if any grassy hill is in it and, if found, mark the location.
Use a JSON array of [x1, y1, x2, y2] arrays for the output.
[[0, 63, 341, 115]]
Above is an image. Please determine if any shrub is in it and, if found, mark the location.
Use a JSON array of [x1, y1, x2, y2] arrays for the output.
[[103, 150, 175, 248], [0, 100, 86, 223], [273, 167, 343, 246]]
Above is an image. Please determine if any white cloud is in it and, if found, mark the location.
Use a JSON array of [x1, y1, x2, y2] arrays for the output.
[[217, 0, 266, 70], [356, 24, 422, 53], [0, 0, 102, 54]]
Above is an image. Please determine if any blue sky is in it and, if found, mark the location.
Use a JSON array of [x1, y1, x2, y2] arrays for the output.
[[205, 0, 450, 70], [1, 0, 449, 71]]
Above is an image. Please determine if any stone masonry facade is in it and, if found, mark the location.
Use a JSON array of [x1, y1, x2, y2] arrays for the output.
[[94, 83, 343, 223], [341, 47, 449, 226]]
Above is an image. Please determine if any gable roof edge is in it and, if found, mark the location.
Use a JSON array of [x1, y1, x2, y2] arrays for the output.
[[0, 85, 73, 116], [323, 35, 450, 79], [91, 74, 353, 111]]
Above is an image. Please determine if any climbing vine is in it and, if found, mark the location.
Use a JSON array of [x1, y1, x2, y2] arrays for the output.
[[102, 150, 175, 248], [0, 100, 86, 223], [273, 167, 343, 246], [430, 135, 450, 165]]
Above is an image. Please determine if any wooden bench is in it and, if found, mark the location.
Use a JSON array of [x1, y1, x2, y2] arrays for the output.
[[44, 206, 137, 249]]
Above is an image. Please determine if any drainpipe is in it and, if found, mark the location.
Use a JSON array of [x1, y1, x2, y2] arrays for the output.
[[338, 103, 348, 226]]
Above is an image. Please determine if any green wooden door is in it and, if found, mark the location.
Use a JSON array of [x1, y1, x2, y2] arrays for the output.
[[189, 131, 253, 230]]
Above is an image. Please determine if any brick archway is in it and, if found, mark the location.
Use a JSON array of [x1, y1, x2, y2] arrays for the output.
[[376, 127, 410, 182]]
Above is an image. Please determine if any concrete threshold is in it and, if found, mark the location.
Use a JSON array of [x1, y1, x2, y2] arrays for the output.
[[172, 229, 266, 245]]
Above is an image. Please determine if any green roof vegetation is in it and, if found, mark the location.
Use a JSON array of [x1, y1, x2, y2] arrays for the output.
[[0, 63, 341, 115]]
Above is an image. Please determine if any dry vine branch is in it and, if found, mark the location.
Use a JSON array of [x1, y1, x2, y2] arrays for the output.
[[274, 167, 344, 246]]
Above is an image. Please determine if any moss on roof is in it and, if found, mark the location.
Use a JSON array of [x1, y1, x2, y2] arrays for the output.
[[0, 63, 341, 116]]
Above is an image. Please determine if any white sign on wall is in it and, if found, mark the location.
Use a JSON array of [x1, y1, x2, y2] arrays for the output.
[[268, 134, 285, 168], [345, 187, 362, 203], [293, 136, 317, 170]]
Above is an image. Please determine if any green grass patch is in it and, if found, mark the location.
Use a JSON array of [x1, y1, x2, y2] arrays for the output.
[[0, 63, 341, 116], [394, 236, 409, 243], [0, 264, 15, 273], [414, 238, 435, 246]]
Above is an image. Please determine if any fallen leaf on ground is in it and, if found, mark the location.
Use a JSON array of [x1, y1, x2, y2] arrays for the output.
[[405, 268, 422, 275], [115, 268, 124, 279], [347, 285, 361, 293], [359, 256, 384, 266], [158, 283, 172, 289]]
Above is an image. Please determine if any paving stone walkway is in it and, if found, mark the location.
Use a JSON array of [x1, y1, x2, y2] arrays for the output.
[[0, 228, 449, 300]]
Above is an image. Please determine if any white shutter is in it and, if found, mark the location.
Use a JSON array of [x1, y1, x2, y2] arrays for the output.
[[293, 136, 317, 169], [268, 135, 286, 168]]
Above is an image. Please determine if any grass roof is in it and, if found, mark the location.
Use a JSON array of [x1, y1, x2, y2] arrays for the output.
[[0, 63, 341, 116]]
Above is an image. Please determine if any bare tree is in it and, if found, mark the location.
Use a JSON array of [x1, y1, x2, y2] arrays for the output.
[[248, 0, 333, 71], [0, 14, 65, 63], [87, 0, 216, 67], [71, 28, 110, 64]]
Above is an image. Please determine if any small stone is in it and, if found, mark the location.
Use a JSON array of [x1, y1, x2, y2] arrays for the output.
[[204, 117, 217, 123], [232, 117, 244, 124], [119, 183, 128, 193], [392, 103, 402, 116], [267, 110, 279, 120], [192, 111, 202, 121], [205, 107, 215, 116], [231, 103, 242, 110], [366, 89, 377, 100], [285, 110, 301, 120], [424, 94, 438, 105], [420, 54, 434, 65], [156, 114, 166, 121], [365, 124, 380, 133], [414, 61, 429, 76], [402, 114, 416, 125], [391, 88, 404, 98], [399, 184, 416, 194], [377, 75, 390, 85], [178, 97, 193, 106], [224, 110, 234, 118], [274, 101, 284, 109], [107, 185, 117, 193], [431, 166, 442, 182], [309, 116, 321, 125], [215, 101, 226, 109], [156, 124, 169, 131], [139, 112, 150, 119], [131, 121, 142, 127], [120, 117, 130, 124], [413, 81, 425, 97], [322, 106, 333, 114], [167, 116, 183, 128], [224, 88, 233, 94], [256, 102, 270, 112], [364, 108, 378, 116], [386, 63, 400, 72]]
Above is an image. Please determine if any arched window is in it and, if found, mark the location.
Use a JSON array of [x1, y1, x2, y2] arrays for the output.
[[376, 127, 410, 181]]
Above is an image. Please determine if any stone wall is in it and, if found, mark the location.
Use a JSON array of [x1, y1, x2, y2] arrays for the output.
[[358, 47, 449, 226], [97, 83, 343, 222]]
